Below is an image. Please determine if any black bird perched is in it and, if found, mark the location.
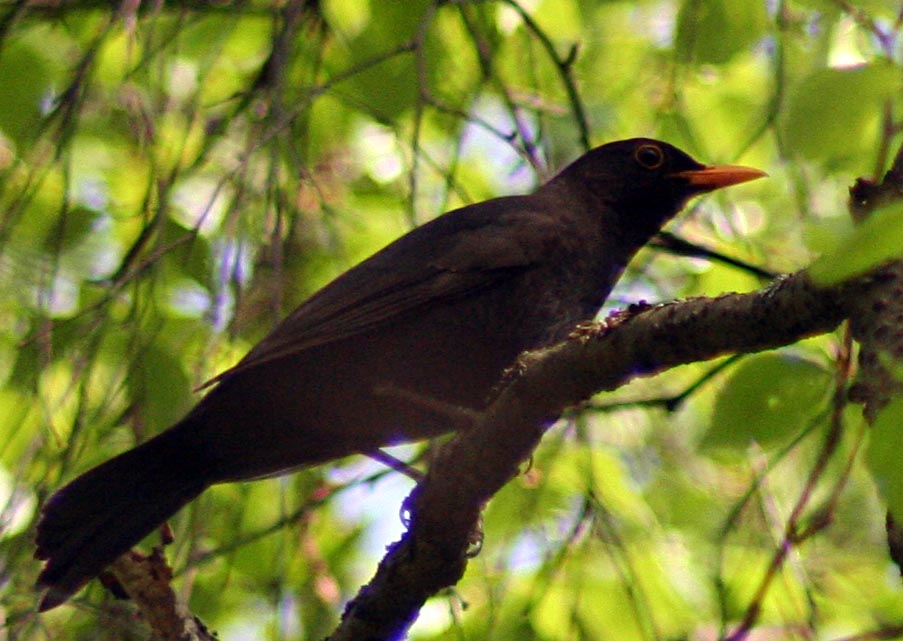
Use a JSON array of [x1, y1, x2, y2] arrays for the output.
[[35, 138, 765, 610]]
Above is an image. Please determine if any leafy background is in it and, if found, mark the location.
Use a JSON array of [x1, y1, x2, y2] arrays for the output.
[[1, 0, 903, 639]]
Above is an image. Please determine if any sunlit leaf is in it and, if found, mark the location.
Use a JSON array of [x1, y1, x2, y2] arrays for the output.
[[0, 28, 60, 145], [866, 396, 903, 523], [809, 202, 903, 285], [705, 354, 831, 449], [126, 343, 193, 431], [676, 0, 767, 64], [781, 64, 900, 168]]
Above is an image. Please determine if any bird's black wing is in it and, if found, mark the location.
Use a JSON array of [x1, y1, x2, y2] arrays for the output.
[[203, 198, 551, 387]]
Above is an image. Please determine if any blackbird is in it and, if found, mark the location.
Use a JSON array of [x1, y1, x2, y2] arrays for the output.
[[34, 138, 765, 610]]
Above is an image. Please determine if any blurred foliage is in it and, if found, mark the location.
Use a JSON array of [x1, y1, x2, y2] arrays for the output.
[[1, 0, 903, 639]]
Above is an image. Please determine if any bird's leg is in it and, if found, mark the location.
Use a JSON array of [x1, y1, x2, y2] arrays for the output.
[[365, 449, 425, 482]]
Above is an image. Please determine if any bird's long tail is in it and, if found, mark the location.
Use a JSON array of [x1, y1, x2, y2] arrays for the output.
[[34, 425, 208, 611]]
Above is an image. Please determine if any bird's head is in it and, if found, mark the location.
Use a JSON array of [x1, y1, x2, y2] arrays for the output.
[[555, 138, 766, 243]]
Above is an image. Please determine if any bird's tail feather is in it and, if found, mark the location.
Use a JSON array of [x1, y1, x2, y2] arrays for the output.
[[34, 428, 207, 611]]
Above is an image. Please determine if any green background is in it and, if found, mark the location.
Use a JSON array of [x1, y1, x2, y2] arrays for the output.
[[2, 0, 903, 639]]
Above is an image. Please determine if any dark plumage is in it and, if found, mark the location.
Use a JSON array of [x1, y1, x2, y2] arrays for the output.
[[34, 138, 765, 610]]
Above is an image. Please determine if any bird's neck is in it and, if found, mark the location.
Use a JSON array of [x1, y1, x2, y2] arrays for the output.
[[533, 176, 679, 317], [536, 176, 671, 261]]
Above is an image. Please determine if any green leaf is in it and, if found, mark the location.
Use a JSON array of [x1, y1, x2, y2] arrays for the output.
[[43, 206, 101, 252], [127, 343, 192, 430], [8, 315, 86, 391], [675, 0, 767, 64], [705, 354, 831, 449], [781, 64, 900, 168], [160, 218, 213, 288], [866, 396, 903, 523], [0, 30, 55, 145], [337, 1, 432, 120], [809, 201, 903, 286]]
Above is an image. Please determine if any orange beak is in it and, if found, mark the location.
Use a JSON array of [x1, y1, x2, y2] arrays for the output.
[[674, 164, 768, 191]]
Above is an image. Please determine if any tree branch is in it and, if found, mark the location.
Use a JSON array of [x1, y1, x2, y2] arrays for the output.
[[110, 548, 216, 641], [328, 270, 851, 641]]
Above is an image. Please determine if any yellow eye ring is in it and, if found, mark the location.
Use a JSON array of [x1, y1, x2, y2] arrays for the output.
[[634, 144, 665, 169]]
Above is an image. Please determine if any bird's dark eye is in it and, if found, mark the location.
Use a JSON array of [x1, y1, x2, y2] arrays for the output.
[[634, 144, 665, 170]]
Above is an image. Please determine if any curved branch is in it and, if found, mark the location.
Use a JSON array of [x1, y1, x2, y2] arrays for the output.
[[328, 271, 850, 640]]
